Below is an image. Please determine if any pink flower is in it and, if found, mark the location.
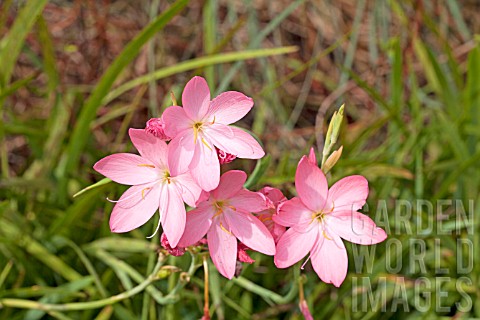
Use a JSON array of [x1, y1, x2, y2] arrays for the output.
[[93, 129, 203, 247], [256, 187, 287, 243], [273, 151, 387, 287], [177, 170, 275, 279], [145, 117, 170, 140], [162, 76, 265, 191]]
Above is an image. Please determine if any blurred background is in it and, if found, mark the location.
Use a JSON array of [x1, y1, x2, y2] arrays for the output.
[[1, 0, 479, 319]]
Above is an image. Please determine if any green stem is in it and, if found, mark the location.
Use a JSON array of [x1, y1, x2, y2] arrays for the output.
[[233, 267, 298, 305], [0, 255, 165, 312]]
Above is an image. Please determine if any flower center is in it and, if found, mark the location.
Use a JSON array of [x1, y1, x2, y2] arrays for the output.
[[162, 170, 171, 184], [312, 211, 326, 222], [193, 122, 203, 144], [311, 204, 336, 240], [212, 200, 236, 218], [213, 200, 225, 217]]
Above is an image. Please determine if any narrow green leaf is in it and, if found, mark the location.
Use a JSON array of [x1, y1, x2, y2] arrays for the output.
[[0, 0, 48, 86], [73, 178, 112, 198], [103, 46, 298, 105], [244, 155, 271, 189], [61, 0, 190, 180]]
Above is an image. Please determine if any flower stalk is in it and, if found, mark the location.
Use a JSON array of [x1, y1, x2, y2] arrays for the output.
[[202, 255, 210, 319]]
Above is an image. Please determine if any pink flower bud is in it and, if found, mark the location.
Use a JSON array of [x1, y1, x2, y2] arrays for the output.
[[237, 243, 255, 264], [145, 117, 170, 140], [216, 148, 236, 164], [161, 233, 185, 257]]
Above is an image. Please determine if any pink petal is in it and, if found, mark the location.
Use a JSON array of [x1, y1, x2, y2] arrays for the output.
[[205, 91, 254, 125], [182, 76, 211, 120], [310, 231, 348, 287], [159, 184, 186, 248], [328, 211, 387, 245], [271, 223, 287, 243], [259, 186, 286, 206], [328, 175, 369, 212], [174, 171, 203, 208], [109, 184, 160, 232], [178, 202, 215, 247], [229, 190, 267, 213], [274, 197, 312, 229], [224, 208, 275, 255], [162, 106, 193, 138], [94, 153, 159, 185], [205, 124, 265, 159], [208, 218, 237, 279], [129, 128, 168, 168], [189, 138, 220, 191], [295, 156, 328, 212], [211, 170, 247, 200], [167, 131, 195, 176], [274, 227, 318, 268]]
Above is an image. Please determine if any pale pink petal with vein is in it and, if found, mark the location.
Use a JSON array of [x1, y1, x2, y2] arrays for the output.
[[211, 170, 246, 200], [178, 202, 215, 247], [310, 232, 348, 287], [274, 197, 312, 229], [167, 130, 196, 176], [328, 211, 387, 245], [206, 91, 254, 124], [328, 175, 369, 212], [274, 227, 318, 268], [229, 190, 267, 213], [182, 76, 211, 120], [162, 106, 193, 138], [94, 153, 158, 185], [295, 156, 328, 212], [208, 218, 237, 279], [206, 124, 264, 159], [189, 139, 220, 191], [224, 208, 275, 255], [175, 171, 204, 207], [129, 128, 168, 168], [109, 184, 160, 232], [159, 184, 186, 248]]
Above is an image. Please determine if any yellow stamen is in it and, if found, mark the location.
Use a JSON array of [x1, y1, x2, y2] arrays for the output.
[[213, 201, 224, 217], [211, 116, 216, 124], [193, 122, 203, 144], [213, 209, 223, 218], [137, 164, 155, 168], [141, 187, 152, 200], [220, 222, 232, 235], [163, 171, 172, 184], [323, 230, 332, 240], [201, 137, 213, 151], [259, 216, 272, 222], [226, 205, 236, 211]]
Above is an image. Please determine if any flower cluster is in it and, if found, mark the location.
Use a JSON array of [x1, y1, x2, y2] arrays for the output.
[[94, 76, 387, 285]]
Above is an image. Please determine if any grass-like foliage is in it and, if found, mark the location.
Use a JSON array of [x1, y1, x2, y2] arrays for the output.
[[0, 0, 479, 319]]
